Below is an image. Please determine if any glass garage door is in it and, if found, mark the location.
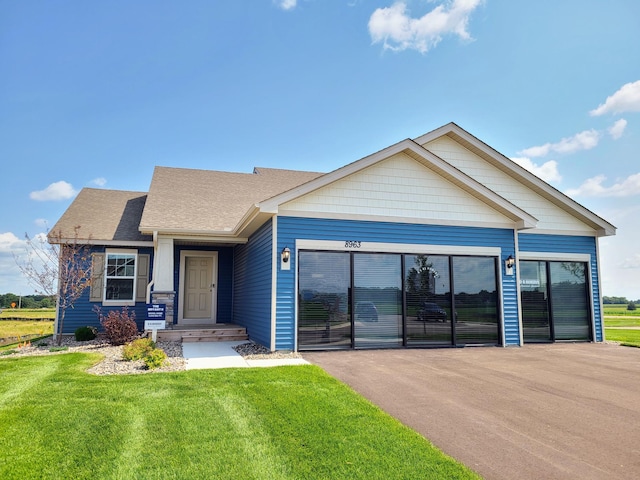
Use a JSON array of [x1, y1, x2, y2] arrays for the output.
[[298, 250, 501, 350], [452, 256, 500, 345], [405, 255, 452, 346], [520, 260, 591, 342], [353, 254, 402, 348], [297, 252, 351, 350]]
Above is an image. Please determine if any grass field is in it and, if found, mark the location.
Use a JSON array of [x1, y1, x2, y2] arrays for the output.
[[0, 310, 56, 347], [602, 304, 640, 317], [0, 355, 479, 480], [0, 308, 55, 319], [0, 320, 54, 339], [603, 305, 640, 347]]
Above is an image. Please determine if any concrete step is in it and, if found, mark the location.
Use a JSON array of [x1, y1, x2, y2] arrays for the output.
[[154, 324, 248, 343], [182, 334, 249, 343], [181, 328, 246, 337]]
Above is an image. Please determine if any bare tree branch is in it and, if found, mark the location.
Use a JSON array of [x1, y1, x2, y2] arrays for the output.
[[14, 226, 93, 344]]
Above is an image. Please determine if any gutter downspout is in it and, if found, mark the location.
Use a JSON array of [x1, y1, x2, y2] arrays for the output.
[[146, 231, 157, 304], [514, 229, 524, 347]]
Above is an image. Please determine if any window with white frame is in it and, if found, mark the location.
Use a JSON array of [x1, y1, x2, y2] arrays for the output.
[[104, 250, 137, 302]]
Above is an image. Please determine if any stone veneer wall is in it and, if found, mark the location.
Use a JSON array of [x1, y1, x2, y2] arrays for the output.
[[150, 291, 176, 327]]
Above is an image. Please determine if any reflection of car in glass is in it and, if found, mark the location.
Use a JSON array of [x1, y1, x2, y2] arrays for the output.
[[417, 302, 447, 322], [355, 302, 379, 322]]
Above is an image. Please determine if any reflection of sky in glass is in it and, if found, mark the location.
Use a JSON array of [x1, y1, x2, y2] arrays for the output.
[[299, 252, 502, 296], [453, 257, 496, 294], [299, 252, 349, 294], [354, 254, 401, 288], [551, 262, 585, 284], [520, 261, 586, 289]]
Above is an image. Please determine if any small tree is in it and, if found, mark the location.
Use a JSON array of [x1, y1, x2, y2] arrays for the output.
[[15, 226, 93, 344], [627, 301, 637, 311]]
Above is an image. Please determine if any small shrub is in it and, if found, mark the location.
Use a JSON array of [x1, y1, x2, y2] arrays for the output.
[[95, 306, 138, 345], [123, 338, 155, 361], [627, 301, 637, 311], [74, 326, 97, 341], [144, 348, 167, 369]]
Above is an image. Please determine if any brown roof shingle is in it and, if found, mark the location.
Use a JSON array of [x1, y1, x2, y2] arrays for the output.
[[49, 188, 151, 243], [139, 166, 323, 233]]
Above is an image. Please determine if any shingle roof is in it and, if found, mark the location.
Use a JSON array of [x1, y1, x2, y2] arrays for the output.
[[138, 166, 323, 233], [49, 188, 151, 243]]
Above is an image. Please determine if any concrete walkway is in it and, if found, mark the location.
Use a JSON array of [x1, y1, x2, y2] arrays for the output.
[[181, 341, 308, 369]]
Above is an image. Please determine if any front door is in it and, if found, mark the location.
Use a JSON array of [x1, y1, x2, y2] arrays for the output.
[[181, 253, 217, 324]]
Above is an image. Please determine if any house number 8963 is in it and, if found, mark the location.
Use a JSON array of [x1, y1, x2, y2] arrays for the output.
[[345, 241, 362, 248]]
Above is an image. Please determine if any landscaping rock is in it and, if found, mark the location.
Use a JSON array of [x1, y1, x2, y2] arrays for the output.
[[5, 335, 186, 375]]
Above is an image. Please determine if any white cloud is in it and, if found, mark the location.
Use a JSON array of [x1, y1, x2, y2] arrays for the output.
[[620, 253, 640, 270], [91, 177, 107, 187], [0, 231, 45, 295], [29, 181, 77, 201], [511, 157, 562, 183], [275, 0, 296, 10], [608, 118, 627, 140], [0, 232, 24, 253], [34, 218, 49, 229], [368, 0, 483, 54], [518, 129, 600, 158], [590, 80, 640, 116], [565, 173, 640, 198]]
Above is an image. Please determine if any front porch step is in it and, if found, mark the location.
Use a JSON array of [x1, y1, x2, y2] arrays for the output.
[[181, 334, 249, 343], [154, 324, 248, 343]]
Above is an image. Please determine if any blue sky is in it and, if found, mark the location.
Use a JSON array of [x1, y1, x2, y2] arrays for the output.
[[2, 0, 640, 298]]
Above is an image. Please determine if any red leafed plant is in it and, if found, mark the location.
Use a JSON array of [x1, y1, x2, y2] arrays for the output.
[[95, 306, 138, 345]]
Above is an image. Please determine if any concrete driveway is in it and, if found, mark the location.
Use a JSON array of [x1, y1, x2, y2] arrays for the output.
[[303, 343, 640, 480]]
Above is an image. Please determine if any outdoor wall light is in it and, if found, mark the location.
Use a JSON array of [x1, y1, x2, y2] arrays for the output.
[[505, 255, 515, 269], [281, 246, 291, 263]]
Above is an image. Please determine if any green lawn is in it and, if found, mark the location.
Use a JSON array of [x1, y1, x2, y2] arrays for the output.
[[604, 310, 640, 347], [0, 354, 479, 480], [604, 329, 640, 347]]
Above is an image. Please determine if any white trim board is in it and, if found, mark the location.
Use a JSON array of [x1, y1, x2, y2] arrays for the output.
[[518, 252, 591, 262], [270, 217, 278, 352], [295, 239, 501, 257], [278, 209, 520, 231]]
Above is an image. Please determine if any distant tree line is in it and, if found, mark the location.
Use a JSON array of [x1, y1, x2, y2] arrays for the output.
[[0, 293, 56, 309], [603, 296, 640, 304]]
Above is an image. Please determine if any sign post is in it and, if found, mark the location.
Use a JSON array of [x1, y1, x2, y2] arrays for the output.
[[145, 304, 166, 342]]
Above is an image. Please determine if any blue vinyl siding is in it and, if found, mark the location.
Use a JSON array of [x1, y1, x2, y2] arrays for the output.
[[277, 216, 519, 350], [518, 233, 603, 342], [59, 246, 154, 334], [233, 220, 273, 347], [173, 245, 234, 324]]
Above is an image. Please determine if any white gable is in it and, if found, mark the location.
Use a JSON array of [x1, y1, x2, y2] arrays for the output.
[[422, 135, 595, 234], [280, 153, 515, 228]]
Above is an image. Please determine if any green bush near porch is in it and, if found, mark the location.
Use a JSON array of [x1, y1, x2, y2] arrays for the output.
[[0, 354, 479, 479]]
